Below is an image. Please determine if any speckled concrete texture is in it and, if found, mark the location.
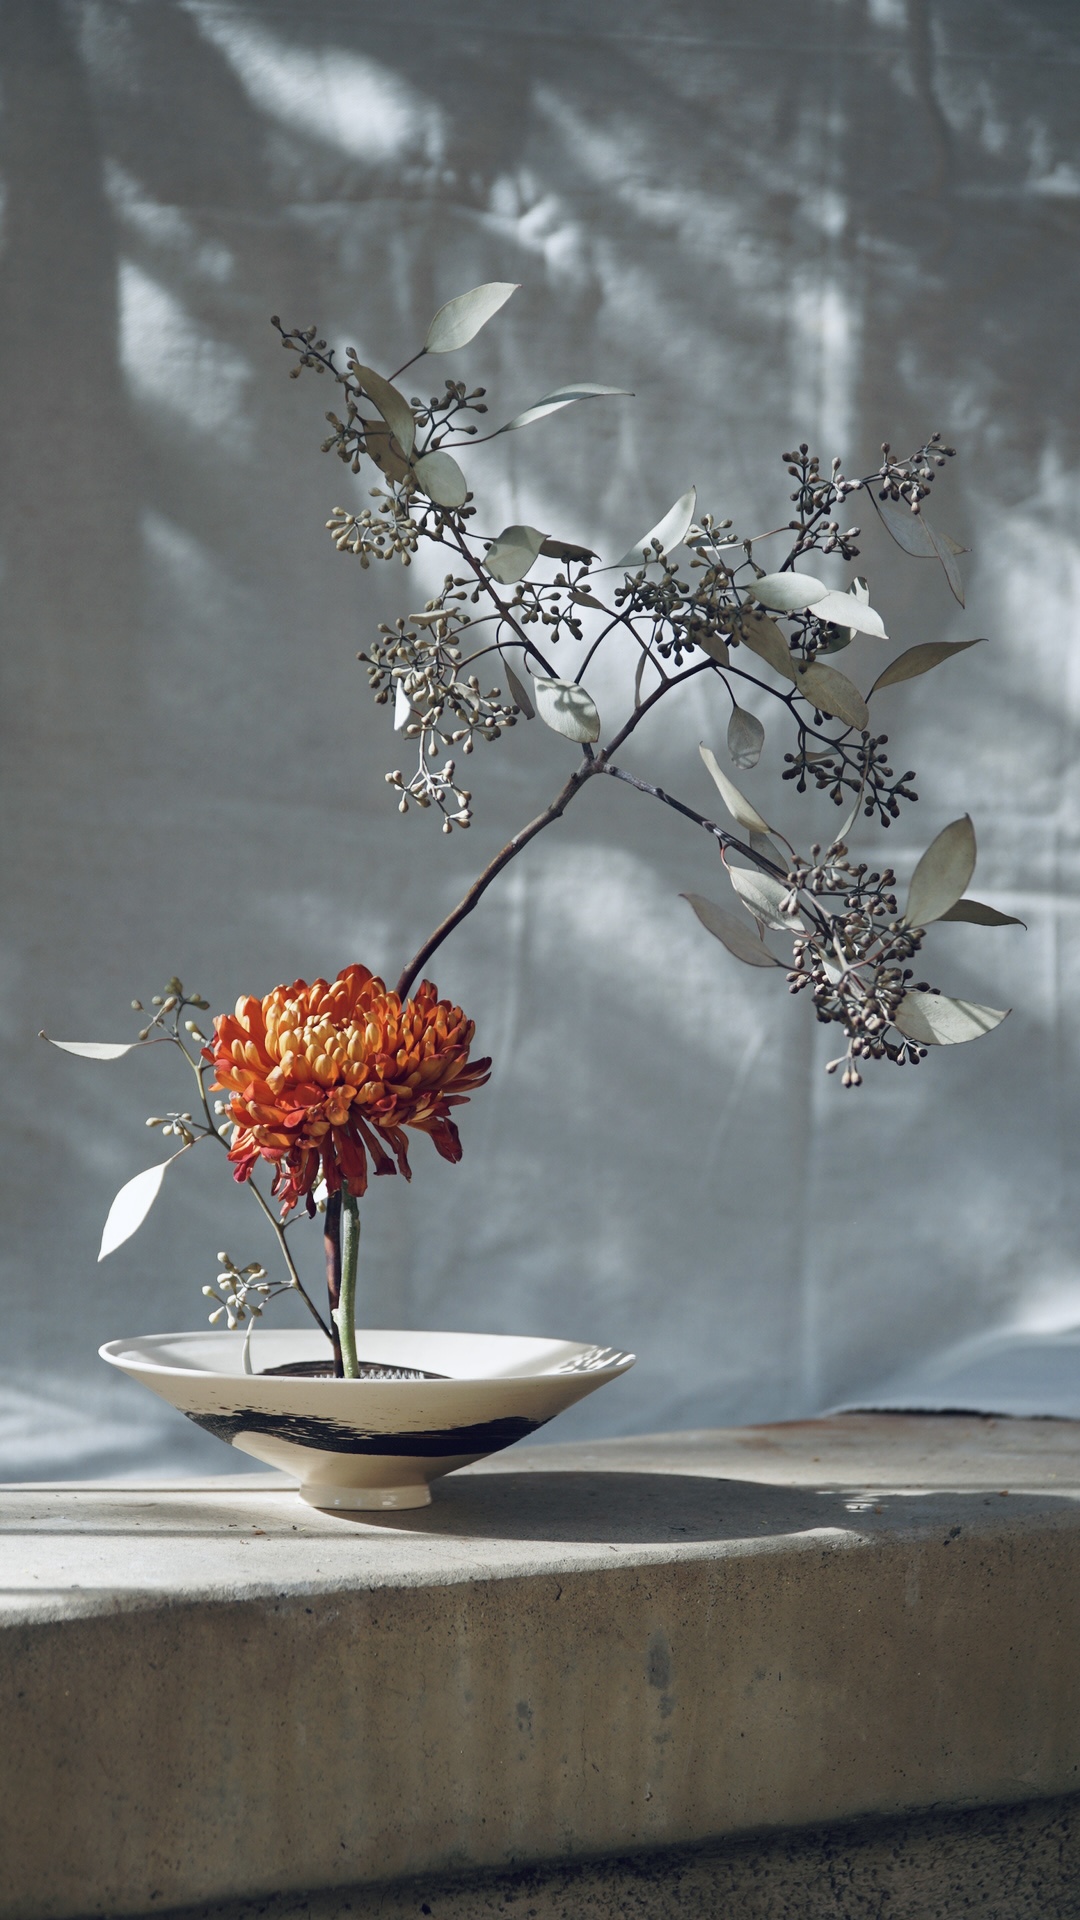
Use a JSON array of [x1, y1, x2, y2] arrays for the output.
[[4, 1419, 1080, 1919], [142, 1794, 1080, 1920]]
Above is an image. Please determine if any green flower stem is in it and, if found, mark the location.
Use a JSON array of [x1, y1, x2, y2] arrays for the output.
[[333, 1188, 361, 1380]]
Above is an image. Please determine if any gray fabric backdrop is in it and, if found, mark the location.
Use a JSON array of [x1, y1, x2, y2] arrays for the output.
[[3, 0, 1079, 1478]]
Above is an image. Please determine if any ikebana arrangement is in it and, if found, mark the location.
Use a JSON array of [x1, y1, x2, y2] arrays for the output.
[[45, 281, 1017, 1506]]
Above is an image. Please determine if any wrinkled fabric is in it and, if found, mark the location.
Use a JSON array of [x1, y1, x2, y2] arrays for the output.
[[3, 0, 1079, 1476]]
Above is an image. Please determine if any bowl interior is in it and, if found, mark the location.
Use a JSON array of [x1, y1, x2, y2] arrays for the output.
[[100, 1328, 635, 1383]]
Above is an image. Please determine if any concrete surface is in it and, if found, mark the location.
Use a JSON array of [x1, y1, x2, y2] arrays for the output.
[[3, 1415, 1080, 1919]]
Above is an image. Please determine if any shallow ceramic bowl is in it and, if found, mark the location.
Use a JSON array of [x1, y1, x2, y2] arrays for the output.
[[100, 1329, 635, 1510]]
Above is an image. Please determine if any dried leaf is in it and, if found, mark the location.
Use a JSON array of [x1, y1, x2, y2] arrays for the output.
[[752, 571, 829, 612], [504, 659, 535, 719], [350, 365, 415, 458], [727, 867, 804, 933], [361, 418, 412, 485], [412, 449, 467, 509], [811, 587, 888, 639], [541, 538, 598, 563], [424, 282, 519, 354], [532, 676, 601, 743], [869, 637, 985, 696], [699, 743, 771, 832], [484, 524, 547, 584], [497, 384, 631, 434], [905, 816, 977, 926], [793, 660, 869, 731], [99, 1155, 183, 1261], [41, 1037, 148, 1060], [570, 589, 608, 611], [617, 487, 697, 569], [698, 629, 730, 666], [893, 990, 1009, 1046], [681, 893, 783, 967], [727, 705, 765, 770], [732, 607, 795, 681], [938, 898, 1026, 929]]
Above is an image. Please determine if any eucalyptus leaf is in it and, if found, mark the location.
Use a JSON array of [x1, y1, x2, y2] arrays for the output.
[[869, 637, 985, 696], [893, 990, 1009, 1047], [361, 418, 412, 485], [681, 893, 783, 967], [350, 365, 415, 458], [99, 1155, 184, 1261], [532, 676, 601, 743], [617, 487, 697, 569], [412, 449, 468, 509], [497, 384, 631, 434], [699, 743, 771, 832], [926, 521, 966, 605], [905, 816, 977, 926], [872, 495, 968, 604], [504, 660, 535, 719], [570, 589, 608, 611], [727, 867, 804, 933], [542, 539, 598, 563], [393, 680, 415, 731], [42, 1037, 148, 1060], [698, 629, 730, 666], [938, 898, 1026, 929], [484, 524, 547, 584], [811, 588, 888, 639], [793, 660, 870, 731], [727, 705, 765, 770], [734, 607, 795, 680], [424, 282, 519, 354], [749, 830, 790, 874], [751, 571, 829, 612]]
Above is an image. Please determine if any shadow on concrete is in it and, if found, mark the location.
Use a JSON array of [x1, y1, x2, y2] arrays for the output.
[[334, 1469, 1074, 1546]]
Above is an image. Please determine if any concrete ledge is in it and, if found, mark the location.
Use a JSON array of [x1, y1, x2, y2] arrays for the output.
[[3, 1415, 1080, 1919]]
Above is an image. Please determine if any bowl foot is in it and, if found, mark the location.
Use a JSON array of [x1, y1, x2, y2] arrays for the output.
[[299, 1481, 432, 1512]]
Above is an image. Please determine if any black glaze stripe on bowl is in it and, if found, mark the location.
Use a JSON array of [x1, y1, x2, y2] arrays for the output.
[[181, 1408, 545, 1455], [259, 1360, 448, 1381]]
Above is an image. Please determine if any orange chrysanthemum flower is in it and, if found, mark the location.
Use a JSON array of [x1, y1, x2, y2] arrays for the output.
[[207, 963, 491, 1216]]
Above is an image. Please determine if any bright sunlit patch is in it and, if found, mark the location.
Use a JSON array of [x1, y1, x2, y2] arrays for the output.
[[105, 161, 234, 282], [189, 11, 444, 166], [118, 260, 252, 440]]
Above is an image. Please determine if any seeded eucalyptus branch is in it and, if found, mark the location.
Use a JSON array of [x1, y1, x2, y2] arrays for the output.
[[273, 282, 1015, 1088]]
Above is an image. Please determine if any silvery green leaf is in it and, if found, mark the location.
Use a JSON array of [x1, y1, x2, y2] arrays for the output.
[[681, 893, 783, 967], [793, 660, 869, 731], [811, 588, 887, 638], [750, 830, 789, 874], [533, 676, 601, 743], [504, 660, 535, 719], [751, 571, 829, 612], [904, 816, 977, 926], [893, 990, 1009, 1046], [424, 282, 519, 354], [496, 384, 631, 434], [350, 365, 415, 458], [727, 705, 765, 770], [42, 1037, 149, 1060], [869, 638, 984, 696], [727, 867, 804, 933], [484, 524, 547, 584], [412, 449, 468, 509], [99, 1155, 183, 1261], [393, 680, 414, 731], [617, 487, 697, 569], [734, 608, 795, 680], [938, 898, 1026, 929], [698, 743, 771, 832], [361, 418, 412, 484]]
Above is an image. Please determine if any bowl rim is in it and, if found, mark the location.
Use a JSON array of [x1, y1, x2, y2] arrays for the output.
[[98, 1329, 637, 1387]]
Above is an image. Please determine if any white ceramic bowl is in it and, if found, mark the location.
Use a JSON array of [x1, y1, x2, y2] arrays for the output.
[[100, 1329, 635, 1510]]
